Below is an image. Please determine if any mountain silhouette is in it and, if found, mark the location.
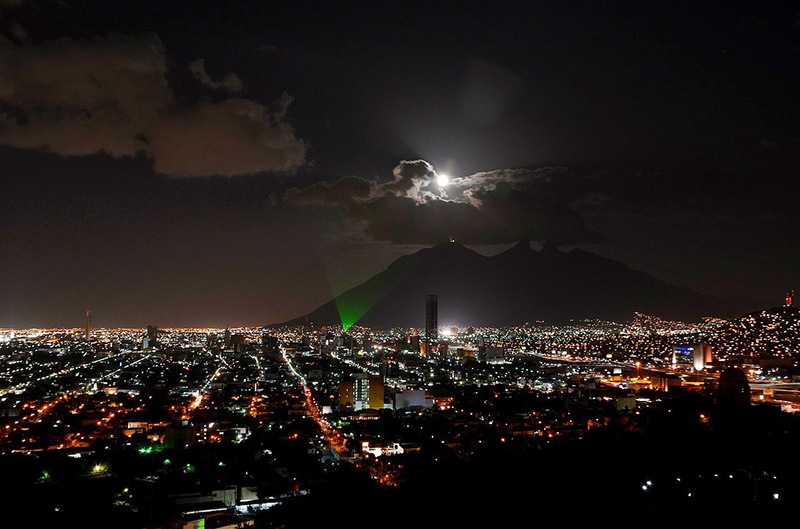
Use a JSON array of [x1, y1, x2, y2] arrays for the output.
[[270, 241, 763, 329]]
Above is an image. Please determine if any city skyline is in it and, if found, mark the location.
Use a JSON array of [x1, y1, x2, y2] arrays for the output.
[[1, 1, 799, 329], [4, 313, 798, 526]]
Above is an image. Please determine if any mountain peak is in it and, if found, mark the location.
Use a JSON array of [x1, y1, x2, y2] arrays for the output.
[[498, 239, 535, 258], [431, 239, 469, 251], [417, 239, 482, 262], [272, 240, 762, 328]]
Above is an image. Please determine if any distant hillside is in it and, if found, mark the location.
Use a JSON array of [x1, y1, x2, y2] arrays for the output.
[[269, 240, 763, 329], [709, 305, 800, 358]]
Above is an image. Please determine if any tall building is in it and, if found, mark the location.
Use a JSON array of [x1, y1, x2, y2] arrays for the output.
[[353, 374, 370, 411], [693, 343, 712, 370], [262, 330, 279, 357], [144, 325, 158, 349], [339, 374, 385, 411], [672, 343, 712, 371], [408, 333, 420, 353], [368, 374, 384, 410], [425, 294, 438, 349], [338, 380, 354, 410], [85, 310, 92, 341]]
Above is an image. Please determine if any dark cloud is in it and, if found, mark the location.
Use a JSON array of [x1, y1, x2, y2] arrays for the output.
[[0, 33, 306, 177], [384, 159, 445, 200], [283, 175, 377, 205], [353, 195, 478, 245], [283, 160, 603, 246], [0, 32, 171, 156], [464, 181, 602, 245], [148, 94, 306, 177], [188, 58, 243, 94]]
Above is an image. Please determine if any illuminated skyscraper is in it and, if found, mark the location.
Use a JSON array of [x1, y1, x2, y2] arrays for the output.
[[339, 374, 385, 411], [85, 310, 92, 341], [354, 374, 370, 410], [425, 294, 438, 350]]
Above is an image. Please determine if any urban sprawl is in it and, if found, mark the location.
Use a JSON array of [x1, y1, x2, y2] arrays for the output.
[[1, 304, 799, 526]]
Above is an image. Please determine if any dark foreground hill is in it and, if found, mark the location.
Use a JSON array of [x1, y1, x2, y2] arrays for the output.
[[270, 240, 762, 329]]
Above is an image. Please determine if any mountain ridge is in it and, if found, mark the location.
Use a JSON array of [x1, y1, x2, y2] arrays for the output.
[[269, 241, 764, 329]]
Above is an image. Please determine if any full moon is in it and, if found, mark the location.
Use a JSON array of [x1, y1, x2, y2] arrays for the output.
[[436, 173, 449, 187]]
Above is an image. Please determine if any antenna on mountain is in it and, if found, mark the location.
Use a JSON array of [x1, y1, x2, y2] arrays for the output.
[[449, 236, 455, 243], [785, 290, 795, 307]]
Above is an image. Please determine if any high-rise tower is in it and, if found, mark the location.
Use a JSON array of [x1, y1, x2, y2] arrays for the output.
[[425, 294, 438, 350], [145, 325, 158, 349], [341, 373, 385, 411], [85, 310, 92, 341]]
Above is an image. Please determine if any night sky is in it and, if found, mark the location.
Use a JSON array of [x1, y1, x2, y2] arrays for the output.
[[2, 1, 799, 329]]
